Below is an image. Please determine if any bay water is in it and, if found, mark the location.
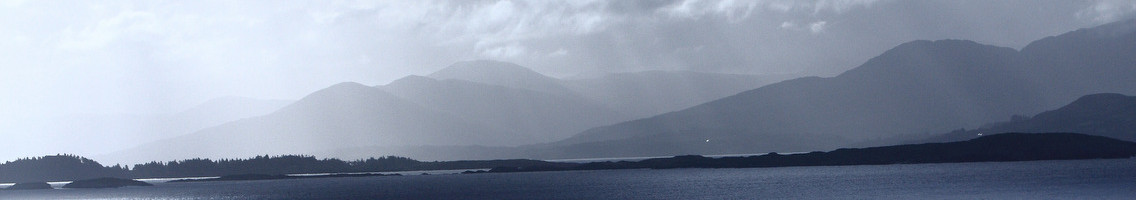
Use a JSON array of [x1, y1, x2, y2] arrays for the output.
[[2, 159, 1133, 199]]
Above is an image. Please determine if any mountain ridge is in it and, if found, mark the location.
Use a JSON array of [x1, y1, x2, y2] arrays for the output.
[[100, 81, 526, 164], [381, 75, 630, 142], [428, 60, 580, 97], [542, 19, 1136, 159]]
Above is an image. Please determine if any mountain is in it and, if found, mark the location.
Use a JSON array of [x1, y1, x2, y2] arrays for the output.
[[563, 71, 794, 118], [546, 40, 1041, 157], [1016, 19, 1136, 106], [429, 60, 789, 118], [102, 82, 526, 164], [428, 60, 579, 97], [104, 60, 796, 163], [913, 93, 1136, 144], [381, 76, 630, 142], [544, 19, 1136, 159]]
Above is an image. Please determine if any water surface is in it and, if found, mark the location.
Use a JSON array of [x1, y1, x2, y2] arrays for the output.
[[2, 159, 1133, 199]]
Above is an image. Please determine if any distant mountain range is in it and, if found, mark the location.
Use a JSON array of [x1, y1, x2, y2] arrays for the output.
[[424, 60, 794, 119], [101, 82, 525, 164], [102, 60, 788, 164], [427, 60, 584, 99], [98, 19, 1136, 164], [538, 19, 1136, 159]]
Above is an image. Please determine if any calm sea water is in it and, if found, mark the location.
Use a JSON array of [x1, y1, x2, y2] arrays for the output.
[[2, 159, 1134, 199]]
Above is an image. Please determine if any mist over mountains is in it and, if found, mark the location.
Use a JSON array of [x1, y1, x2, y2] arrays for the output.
[[563, 70, 798, 118], [82, 18, 1136, 164], [545, 19, 1136, 158], [382, 75, 628, 142], [0, 97, 289, 160], [100, 60, 787, 164]]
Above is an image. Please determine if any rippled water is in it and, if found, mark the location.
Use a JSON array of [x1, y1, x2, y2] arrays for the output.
[[2, 159, 1134, 199]]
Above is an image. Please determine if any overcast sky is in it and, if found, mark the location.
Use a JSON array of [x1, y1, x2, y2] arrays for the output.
[[1, 0, 1134, 119]]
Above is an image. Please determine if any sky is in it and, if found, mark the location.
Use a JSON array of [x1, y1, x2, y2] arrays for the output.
[[1, 0, 1134, 122]]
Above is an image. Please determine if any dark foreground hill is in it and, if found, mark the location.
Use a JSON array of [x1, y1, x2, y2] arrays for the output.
[[492, 133, 1136, 172], [0, 155, 129, 183], [898, 93, 1136, 145], [0, 155, 568, 183]]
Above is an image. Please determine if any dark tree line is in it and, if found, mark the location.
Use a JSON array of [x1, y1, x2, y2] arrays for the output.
[[0, 154, 130, 183], [0, 155, 419, 182], [130, 155, 422, 178], [1, 154, 559, 182]]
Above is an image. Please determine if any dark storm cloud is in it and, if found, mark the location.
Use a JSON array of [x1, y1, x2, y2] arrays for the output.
[[523, 0, 1135, 76]]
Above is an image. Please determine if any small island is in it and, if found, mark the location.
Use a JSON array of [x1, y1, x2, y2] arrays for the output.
[[4, 182, 53, 190], [62, 177, 152, 189]]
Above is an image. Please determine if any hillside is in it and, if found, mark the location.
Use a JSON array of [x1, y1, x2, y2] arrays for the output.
[[563, 70, 793, 118], [103, 82, 523, 164], [911, 93, 1136, 144], [428, 60, 579, 97], [543, 19, 1136, 159], [496, 133, 1136, 172], [0, 155, 128, 183], [381, 76, 630, 142]]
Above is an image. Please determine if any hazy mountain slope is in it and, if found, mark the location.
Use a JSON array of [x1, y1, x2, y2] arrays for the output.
[[102, 61, 795, 163], [915, 93, 1136, 143], [381, 76, 630, 142], [430, 60, 793, 118], [547, 20, 1136, 158], [103, 82, 523, 164], [551, 40, 1041, 156], [1017, 19, 1136, 107], [428, 60, 579, 97], [563, 71, 794, 118], [171, 97, 293, 129]]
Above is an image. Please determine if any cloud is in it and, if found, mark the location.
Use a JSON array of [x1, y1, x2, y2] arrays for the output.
[[0, 0, 1128, 117], [779, 20, 828, 34], [419, 0, 620, 60], [364, 0, 883, 68], [813, 0, 881, 14], [0, 0, 25, 7], [809, 21, 828, 33], [57, 10, 160, 50], [481, 43, 528, 58], [780, 21, 797, 29], [662, 0, 759, 22], [1077, 0, 1136, 24], [548, 48, 569, 57]]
